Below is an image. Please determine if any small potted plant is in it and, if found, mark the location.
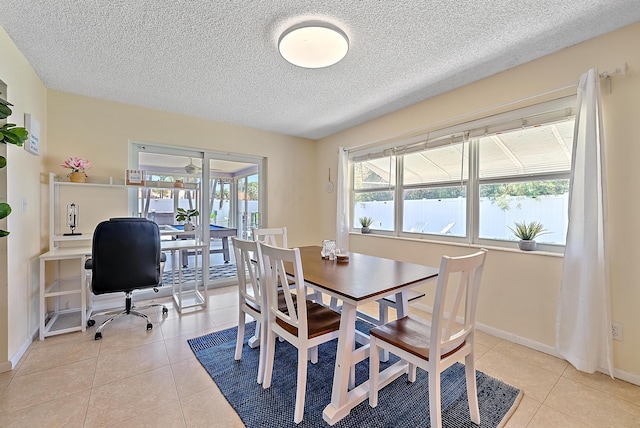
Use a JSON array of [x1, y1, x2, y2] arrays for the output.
[[60, 156, 91, 183], [509, 220, 548, 251], [359, 216, 374, 234], [176, 208, 199, 231]]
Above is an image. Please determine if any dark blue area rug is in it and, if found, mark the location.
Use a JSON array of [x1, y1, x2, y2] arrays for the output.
[[188, 321, 522, 427]]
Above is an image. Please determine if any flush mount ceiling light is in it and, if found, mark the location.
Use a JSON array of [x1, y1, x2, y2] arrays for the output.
[[278, 22, 349, 69]]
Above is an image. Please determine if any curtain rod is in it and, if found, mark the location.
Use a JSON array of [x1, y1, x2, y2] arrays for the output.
[[599, 62, 628, 94], [348, 84, 577, 154], [348, 63, 628, 154]]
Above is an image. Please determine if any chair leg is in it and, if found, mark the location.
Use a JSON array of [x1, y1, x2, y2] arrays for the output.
[[377, 303, 390, 362], [429, 369, 442, 428], [369, 336, 380, 408], [262, 329, 276, 389], [408, 362, 417, 382], [294, 347, 308, 424], [310, 346, 318, 364], [235, 310, 245, 361], [256, 320, 267, 385], [248, 320, 261, 348], [465, 353, 480, 424], [94, 310, 127, 335]]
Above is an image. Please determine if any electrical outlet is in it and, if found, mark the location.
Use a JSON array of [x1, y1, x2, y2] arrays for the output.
[[612, 322, 623, 341]]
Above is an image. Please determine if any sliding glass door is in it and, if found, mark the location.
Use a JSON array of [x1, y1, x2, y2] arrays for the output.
[[131, 142, 265, 287]]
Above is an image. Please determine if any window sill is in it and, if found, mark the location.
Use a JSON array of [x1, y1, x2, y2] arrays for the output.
[[349, 232, 564, 258]]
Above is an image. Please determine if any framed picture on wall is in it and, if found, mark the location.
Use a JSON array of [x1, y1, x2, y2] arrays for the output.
[[24, 113, 40, 156]]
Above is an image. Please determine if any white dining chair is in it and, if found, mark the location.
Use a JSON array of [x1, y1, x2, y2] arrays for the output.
[[369, 249, 488, 428], [259, 242, 342, 424], [231, 237, 267, 384], [253, 226, 288, 248]]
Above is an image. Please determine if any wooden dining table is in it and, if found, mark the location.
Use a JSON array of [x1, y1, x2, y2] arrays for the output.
[[288, 246, 439, 425]]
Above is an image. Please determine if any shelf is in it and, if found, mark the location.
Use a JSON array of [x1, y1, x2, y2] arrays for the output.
[[44, 277, 84, 296], [42, 310, 86, 337], [52, 174, 199, 189]]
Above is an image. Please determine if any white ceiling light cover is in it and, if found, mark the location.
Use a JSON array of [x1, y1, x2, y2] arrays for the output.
[[279, 22, 349, 68]]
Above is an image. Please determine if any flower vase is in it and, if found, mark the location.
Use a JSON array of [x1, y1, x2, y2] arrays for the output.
[[69, 172, 87, 183]]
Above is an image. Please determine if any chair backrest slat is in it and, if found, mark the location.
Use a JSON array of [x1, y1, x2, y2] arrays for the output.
[[232, 237, 264, 310], [431, 249, 487, 354], [253, 227, 288, 248], [259, 242, 308, 339]]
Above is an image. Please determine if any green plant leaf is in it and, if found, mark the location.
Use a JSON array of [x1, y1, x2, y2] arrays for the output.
[[0, 156, 6, 168], [0, 230, 9, 237], [0, 103, 11, 119], [0, 203, 11, 220]]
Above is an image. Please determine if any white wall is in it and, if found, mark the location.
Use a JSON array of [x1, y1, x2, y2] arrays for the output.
[[316, 23, 640, 378], [0, 27, 48, 370]]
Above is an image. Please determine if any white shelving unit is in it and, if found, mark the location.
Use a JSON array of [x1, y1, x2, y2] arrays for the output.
[[39, 246, 91, 340]]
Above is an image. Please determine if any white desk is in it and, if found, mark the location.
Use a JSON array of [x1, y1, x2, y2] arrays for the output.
[[39, 239, 208, 340]]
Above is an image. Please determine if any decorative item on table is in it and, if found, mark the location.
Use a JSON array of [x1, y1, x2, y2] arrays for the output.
[[176, 207, 199, 231], [63, 203, 81, 236], [336, 253, 349, 263], [125, 169, 145, 186], [173, 179, 184, 188], [509, 220, 549, 251], [321, 239, 337, 259], [359, 216, 373, 234], [60, 156, 91, 183]]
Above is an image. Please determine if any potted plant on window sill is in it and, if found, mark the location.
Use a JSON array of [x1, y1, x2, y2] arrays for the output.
[[176, 208, 199, 231], [359, 216, 374, 234], [509, 221, 548, 251]]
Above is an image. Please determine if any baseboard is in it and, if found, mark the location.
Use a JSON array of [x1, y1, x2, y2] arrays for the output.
[[0, 359, 11, 373], [411, 302, 640, 386], [4, 331, 35, 373]]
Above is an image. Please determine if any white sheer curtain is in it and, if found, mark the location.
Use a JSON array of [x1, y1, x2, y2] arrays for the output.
[[555, 69, 613, 376], [336, 147, 350, 251]]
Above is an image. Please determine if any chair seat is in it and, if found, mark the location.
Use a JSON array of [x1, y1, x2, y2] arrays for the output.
[[246, 291, 296, 313], [370, 316, 465, 361], [276, 301, 341, 339]]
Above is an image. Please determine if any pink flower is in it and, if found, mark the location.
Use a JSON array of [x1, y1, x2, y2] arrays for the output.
[[60, 156, 91, 173]]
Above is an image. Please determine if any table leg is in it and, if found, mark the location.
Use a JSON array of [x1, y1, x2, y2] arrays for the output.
[[222, 237, 230, 263], [323, 302, 357, 424]]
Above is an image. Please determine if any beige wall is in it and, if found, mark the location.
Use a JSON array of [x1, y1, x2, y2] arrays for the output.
[[0, 27, 48, 368], [317, 23, 640, 378], [46, 91, 319, 247]]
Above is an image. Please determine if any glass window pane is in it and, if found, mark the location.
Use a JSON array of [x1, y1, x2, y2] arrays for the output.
[[354, 156, 396, 190], [403, 143, 468, 185], [479, 120, 574, 179], [402, 187, 466, 236], [478, 180, 569, 244], [353, 190, 394, 231]]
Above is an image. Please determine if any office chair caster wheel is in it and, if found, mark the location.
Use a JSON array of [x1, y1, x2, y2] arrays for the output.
[[87, 319, 96, 327], [162, 307, 169, 315], [146, 323, 153, 330], [94, 332, 102, 340]]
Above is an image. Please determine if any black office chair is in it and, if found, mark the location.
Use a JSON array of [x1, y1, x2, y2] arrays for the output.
[[85, 218, 168, 340]]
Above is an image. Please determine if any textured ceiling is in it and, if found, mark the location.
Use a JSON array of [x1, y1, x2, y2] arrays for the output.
[[1, 1, 639, 140]]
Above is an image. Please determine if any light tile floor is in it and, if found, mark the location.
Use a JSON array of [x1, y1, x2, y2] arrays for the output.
[[1, 285, 639, 427]]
